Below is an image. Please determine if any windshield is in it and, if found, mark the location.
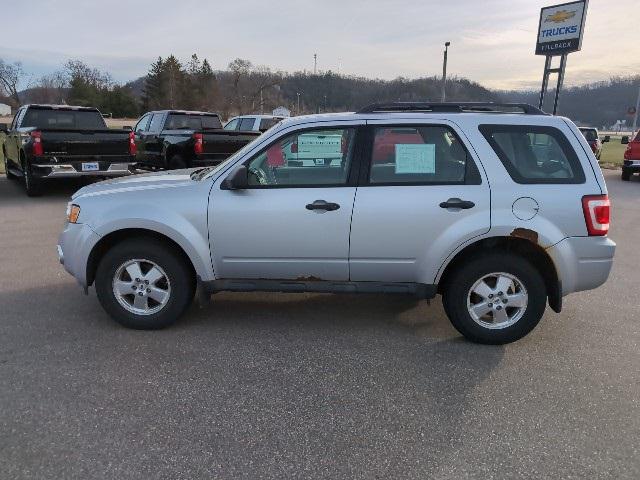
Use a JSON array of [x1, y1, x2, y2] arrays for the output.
[[22, 109, 107, 129]]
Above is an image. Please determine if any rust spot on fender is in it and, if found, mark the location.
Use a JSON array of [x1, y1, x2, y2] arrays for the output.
[[295, 275, 323, 281], [510, 227, 539, 244]]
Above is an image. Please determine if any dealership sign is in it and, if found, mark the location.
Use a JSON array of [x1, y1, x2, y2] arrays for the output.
[[535, 0, 588, 55]]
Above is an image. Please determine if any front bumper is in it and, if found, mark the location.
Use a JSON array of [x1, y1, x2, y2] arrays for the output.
[[547, 236, 616, 296], [57, 222, 101, 288]]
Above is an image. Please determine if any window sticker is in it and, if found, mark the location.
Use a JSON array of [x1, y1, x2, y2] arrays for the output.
[[394, 144, 435, 174]]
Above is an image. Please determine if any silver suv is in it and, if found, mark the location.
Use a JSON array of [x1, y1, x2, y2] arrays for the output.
[[57, 103, 616, 344]]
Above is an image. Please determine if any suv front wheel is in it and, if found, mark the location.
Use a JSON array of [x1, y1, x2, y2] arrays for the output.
[[443, 253, 546, 344], [95, 239, 195, 329]]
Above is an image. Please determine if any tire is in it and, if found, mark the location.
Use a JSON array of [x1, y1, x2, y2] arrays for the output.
[[23, 162, 42, 196], [168, 154, 187, 170], [621, 168, 631, 181], [442, 253, 547, 345], [95, 238, 195, 329]]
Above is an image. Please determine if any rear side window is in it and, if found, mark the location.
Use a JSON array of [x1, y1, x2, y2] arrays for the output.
[[148, 113, 165, 132], [367, 125, 480, 185], [479, 125, 585, 184], [239, 118, 255, 131]]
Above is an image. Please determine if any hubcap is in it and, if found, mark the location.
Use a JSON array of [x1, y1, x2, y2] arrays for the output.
[[112, 259, 171, 315], [466, 272, 528, 329]]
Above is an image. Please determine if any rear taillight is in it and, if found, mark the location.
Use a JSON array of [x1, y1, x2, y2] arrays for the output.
[[582, 194, 610, 236], [128, 131, 137, 156], [30, 131, 43, 156], [290, 141, 298, 154], [193, 133, 204, 154]]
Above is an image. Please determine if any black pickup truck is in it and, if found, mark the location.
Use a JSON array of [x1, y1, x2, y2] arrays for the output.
[[1, 104, 136, 196], [133, 110, 260, 169]]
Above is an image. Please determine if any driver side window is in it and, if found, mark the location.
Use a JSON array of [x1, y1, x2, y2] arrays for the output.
[[246, 127, 356, 187]]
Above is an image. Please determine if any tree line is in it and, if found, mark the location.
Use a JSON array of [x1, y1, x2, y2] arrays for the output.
[[1, 54, 638, 127]]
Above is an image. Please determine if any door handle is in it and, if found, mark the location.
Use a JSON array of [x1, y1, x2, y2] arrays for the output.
[[439, 198, 475, 210], [306, 200, 340, 211]]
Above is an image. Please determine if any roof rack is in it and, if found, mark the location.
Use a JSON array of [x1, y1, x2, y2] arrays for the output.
[[356, 102, 546, 115]]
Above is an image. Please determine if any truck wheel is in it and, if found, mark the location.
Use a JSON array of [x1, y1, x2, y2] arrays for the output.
[[168, 154, 187, 170], [4, 152, 17, 180], [95, 238, 195, 330], [621, 168, 631, 181], [23, 163, 42, 196], [442, 253, 546, 344]]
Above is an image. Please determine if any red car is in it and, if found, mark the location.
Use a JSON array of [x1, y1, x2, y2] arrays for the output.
[[621, 131, 640, 181]]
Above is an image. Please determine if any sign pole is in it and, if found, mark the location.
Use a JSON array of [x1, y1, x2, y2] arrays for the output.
[[552, 54, 568, 115], [538, 55, 552, 109], [632, 84, 640, 135]]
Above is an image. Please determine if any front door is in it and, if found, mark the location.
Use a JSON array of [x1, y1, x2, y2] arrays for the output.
[[349, 121, 491, 283], [209, 124, 362, 280]]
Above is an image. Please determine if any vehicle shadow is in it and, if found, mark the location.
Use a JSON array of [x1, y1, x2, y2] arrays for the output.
[[0, 176, 87, 204], [1, 282, 505, 477]]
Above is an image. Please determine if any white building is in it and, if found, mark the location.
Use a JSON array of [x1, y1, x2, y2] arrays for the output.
[[272, 106, 290, 118], [0, 103, 11, 116]]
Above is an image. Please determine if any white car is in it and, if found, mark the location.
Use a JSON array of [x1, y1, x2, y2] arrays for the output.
[[224, 115, 284, 133]]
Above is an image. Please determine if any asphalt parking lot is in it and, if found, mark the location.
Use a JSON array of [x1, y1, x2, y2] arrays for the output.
[[0, 170, 638, 479]]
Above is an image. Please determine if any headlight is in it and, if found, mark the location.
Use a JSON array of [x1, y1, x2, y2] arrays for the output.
[[66, 203, 81, 223]]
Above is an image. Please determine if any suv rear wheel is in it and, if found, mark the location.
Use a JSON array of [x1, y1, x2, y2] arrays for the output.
[[95, 239, 195, 329], [443, 253, 546, 344]]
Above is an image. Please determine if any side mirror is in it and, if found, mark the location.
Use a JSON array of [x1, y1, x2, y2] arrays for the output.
[[621, 136, 629, 145], [0, 123, 8, 133], [602, 135, 610, 143], [122, 126, 132, 132], [221, 165, 248, 190]]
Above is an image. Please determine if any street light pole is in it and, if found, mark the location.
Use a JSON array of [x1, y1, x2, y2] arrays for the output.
[[632, 84, 640, 135], [441, 41, 451, 102], [314, 53, 317, 75], [297, 92, 301, 115]]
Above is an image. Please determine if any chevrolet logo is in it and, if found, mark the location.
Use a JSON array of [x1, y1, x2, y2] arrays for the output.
[[545, 10, 576, 23]]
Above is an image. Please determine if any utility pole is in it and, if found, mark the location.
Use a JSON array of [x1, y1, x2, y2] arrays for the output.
[[314, 53, 317, 75], [632, 84, 640, 135], [296, 92, 301, 115], [260, 88, 264, 114], [441, 42, 450, 102]]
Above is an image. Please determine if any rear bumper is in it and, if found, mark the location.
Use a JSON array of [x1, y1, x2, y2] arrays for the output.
[[32, 158, 136, 178], [547, 236, 616, 296], [622, 160, 640, 171]]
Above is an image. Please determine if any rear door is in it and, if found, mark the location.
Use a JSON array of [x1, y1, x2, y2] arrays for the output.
[[349, 120, 491, 283], [133, 113, 152, 162], [143, 113, 165, 165]]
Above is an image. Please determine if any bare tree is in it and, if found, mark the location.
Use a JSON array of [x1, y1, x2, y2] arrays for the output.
[[0, 58, 25, 106]]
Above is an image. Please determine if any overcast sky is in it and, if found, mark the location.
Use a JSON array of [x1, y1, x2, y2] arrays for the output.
[[1, 0, 637, 91]]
